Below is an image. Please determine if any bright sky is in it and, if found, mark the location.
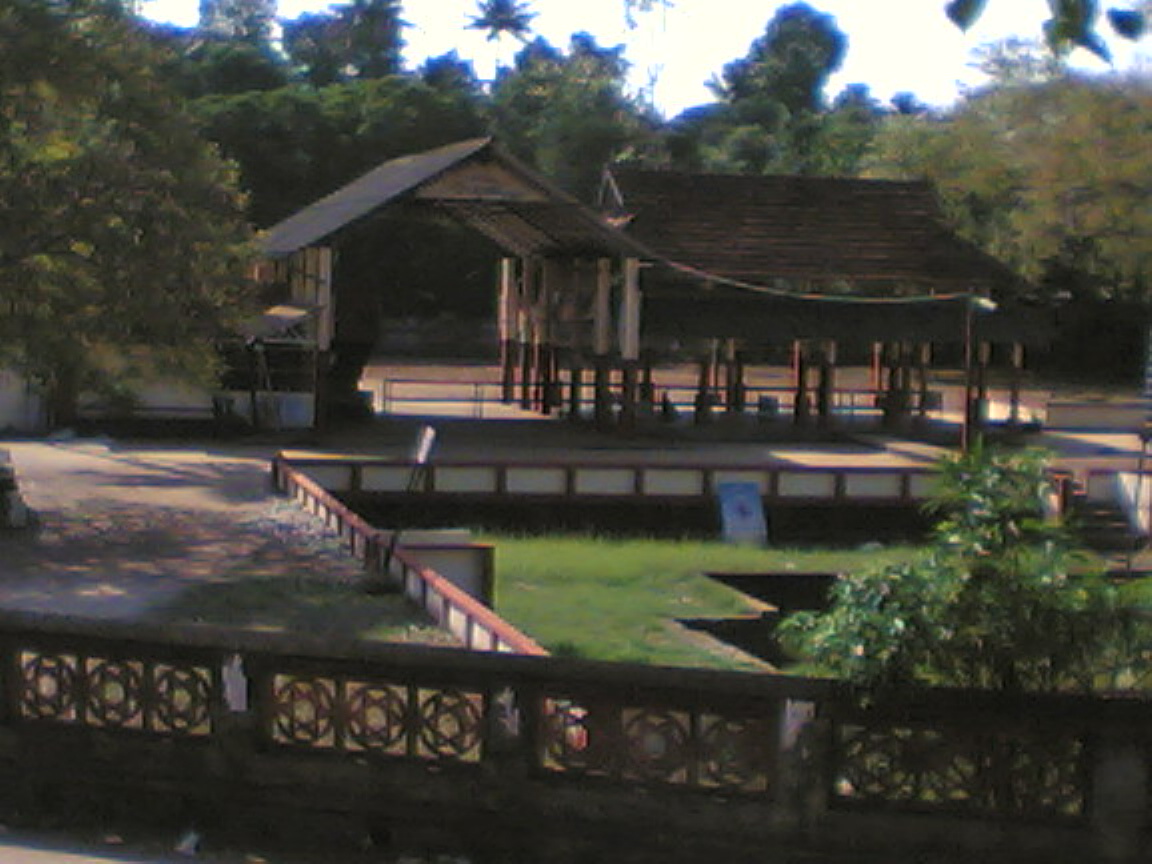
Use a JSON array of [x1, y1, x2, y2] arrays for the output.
[[141, 0, 1150, 116]]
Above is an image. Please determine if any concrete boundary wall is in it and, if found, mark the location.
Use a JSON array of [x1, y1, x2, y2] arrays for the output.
[[281, 455, 939, 506], [272, 457, 545, 656]]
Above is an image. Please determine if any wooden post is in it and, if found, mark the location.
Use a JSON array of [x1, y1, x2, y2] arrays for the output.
[[916, 342, 931, 419], [975, 341, 991, 427], [569, 366, 584, 421], [593, 259, 613, 430], [1009, 342, 1024, 425], [817, 340, 835, 426], [520, 327, 534, 411], [640, 361, 655, 409], [618, 258, 641, 427], [793, 343, 810, 425], [694, 352, 713, 425], [620, 363, 639, 431], [593, 360, 612, 430], [499, 258, 518, 403], [732, 348, 747, 414], [312, 246, 334, 431]]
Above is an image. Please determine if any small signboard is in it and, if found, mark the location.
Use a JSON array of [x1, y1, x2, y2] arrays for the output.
[[716, 482, 768, 546], [412, 424, 437, 466]]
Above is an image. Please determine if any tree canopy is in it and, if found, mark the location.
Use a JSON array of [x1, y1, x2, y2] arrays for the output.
[[0, 0, 255, 425], [864, 68, 1152, 304]]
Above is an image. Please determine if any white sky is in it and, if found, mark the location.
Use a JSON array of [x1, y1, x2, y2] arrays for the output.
[[140, 0, 1150, 115]]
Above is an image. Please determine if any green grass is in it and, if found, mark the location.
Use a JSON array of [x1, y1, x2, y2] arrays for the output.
[[150, 576, 457, 646], [486, 535, 922, 671]]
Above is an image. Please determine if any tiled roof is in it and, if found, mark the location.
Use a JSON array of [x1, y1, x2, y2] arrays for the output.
[[605, 168, 1017, 290]]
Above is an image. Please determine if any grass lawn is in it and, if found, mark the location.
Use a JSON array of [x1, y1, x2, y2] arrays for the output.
[[150, 576, 457, 646], [486, 535, 922, 671]]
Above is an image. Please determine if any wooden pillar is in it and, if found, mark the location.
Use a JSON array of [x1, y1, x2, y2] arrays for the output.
[[593, 259, 613, 430], [793, 343, 810, 425], [640, 362, 655, 407], [538, 260, 556, 414], [569, 366, 584, 421], [731, 348, 747, 414], [817, 340, 836, 425], [618, 258, 641, 428], [962, 300, 977, 450], [975, 341, 991, 427], [520, 327, 534, 411], [593, 360, 612, 430], [519, 259, 537, 411], [882, 342, 911, 430], [1008, 342, 1024, 425], [870, 342, 883, 393], [620, 363, 639, 431], [499, 258, 518, 403], [310, 246, 334, 431], [916, 342, 931, 418], [694, 352, 713, 425]]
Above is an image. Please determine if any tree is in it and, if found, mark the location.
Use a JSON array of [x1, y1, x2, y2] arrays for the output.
[[143, 23, 290, 98], [282, 0, 405, 86], [779, 446, 1140, 693], [194, 76, 487, 227], [664, 3, 851, 175], [198, 0, 276, 44], [0, 0, 255, 426], [467, 0, 536, 43], [490, 33, 657, 200], [864, 72, 1152, 303], [712, 2, 846, 118]]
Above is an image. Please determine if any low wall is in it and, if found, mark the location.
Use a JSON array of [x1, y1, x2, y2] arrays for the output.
[[0, 609, 1146, 862], [280, 454, 937, 543], [283, 456, 938, 505], [1046, 400, 1145, 431], [272, 457, 543, 656]]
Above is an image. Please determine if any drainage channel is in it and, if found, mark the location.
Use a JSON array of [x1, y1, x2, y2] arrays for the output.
[[680, 571, 838, 665]]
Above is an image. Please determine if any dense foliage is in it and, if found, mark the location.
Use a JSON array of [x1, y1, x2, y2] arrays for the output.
[[779, 447, 1145, 693], [0, 0, 255, 425]]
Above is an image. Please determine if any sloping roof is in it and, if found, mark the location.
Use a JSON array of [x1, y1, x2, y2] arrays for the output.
[[261, 138, 648, 259], [604, 168, 1019, 290]]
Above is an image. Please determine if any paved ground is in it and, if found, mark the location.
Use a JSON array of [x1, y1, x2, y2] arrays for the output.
[[0, 437, 459, 645]]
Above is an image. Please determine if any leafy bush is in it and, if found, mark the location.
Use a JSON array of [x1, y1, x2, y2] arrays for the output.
[[780, 445, 1144, 693]]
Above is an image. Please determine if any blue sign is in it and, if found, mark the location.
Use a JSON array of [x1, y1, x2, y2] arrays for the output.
[[717, 482, 768, 545]]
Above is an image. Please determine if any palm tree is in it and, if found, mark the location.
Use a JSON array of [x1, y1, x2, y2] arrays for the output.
[[467, 0, 535, 43]]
